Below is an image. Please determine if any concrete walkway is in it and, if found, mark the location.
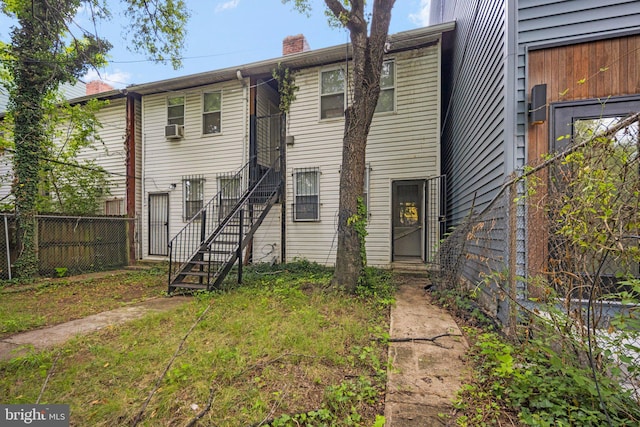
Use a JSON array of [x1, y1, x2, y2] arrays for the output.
[[0, 296, 190, 361], [384, 276, 468, 426]]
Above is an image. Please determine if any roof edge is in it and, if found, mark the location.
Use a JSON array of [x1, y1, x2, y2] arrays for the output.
[[126, 21, 456, 96]]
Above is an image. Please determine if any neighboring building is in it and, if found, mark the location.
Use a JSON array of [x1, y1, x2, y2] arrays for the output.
[[0, 81, 86, 112], [0, 82, 137, 219], [431, 0, 640, 322]]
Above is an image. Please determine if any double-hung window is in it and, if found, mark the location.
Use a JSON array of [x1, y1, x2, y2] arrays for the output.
[[320, 68, 345, 119], [183, 176, 204, 220], [294, 168, 320, 221], [203, 91, 222, 134], [167, 96, 185, 126], [376, 60, 395, 113], [217, 174, 241, 219]]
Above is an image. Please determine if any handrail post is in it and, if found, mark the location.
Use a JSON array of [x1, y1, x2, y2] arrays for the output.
[[237, 209, 243, 284], [200, 209, 207, 244], [199, 210, 207, 285], [168, 241, 173, 291]]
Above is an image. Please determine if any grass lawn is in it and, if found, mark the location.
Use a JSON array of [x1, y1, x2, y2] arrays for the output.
[[0, 267, 167, 338], [0, 262, 391, 426]]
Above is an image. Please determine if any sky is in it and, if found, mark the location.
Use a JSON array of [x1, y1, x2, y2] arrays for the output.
[[0, 0, 432, 89]]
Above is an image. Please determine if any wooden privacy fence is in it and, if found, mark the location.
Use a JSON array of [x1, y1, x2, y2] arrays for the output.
[[0, 213, 135, 279]]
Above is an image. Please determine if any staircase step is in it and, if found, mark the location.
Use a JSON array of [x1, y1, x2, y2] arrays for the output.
[[188, 260, 224, 267], [209, 250, 235, 255], [182, 271, 211, 277], [170, 282, 209, 291], [199, 249, 238, 256]]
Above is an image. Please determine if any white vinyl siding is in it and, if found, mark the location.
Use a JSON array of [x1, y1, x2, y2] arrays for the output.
[[74, 99, 129, 214], [141, 80, 247, 258], [286, 44, 441, 267], [253, 205, 282, 264]]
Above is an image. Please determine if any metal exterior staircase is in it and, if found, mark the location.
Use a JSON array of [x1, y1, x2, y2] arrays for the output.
[[168, 158, 282, 293]]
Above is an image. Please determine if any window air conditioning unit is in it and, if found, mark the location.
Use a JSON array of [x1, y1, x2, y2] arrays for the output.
[[165, 124, 184, 140]]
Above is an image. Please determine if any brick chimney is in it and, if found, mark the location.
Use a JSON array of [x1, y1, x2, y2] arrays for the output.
[[86, 80, 115, 95], [282, 34, 310, 55]]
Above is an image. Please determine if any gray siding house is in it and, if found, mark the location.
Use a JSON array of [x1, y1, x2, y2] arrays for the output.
[[431, 0, 640, 323]]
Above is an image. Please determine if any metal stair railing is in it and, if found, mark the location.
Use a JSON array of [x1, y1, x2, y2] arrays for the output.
[[198, 161, 282, 289], [168, 160, 250, 287]]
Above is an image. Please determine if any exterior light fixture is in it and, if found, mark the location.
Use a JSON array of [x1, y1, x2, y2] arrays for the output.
[[529, 84, 547, 125]]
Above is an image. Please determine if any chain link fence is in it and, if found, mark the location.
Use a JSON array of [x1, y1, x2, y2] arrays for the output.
[[436, 112, 640, 399], [0, 213, 135, 279]]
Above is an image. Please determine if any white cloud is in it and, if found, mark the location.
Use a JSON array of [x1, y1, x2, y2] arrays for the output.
[[409, 0, 431, 27], [83, 68, 132, 89], [215, 0, 240, 13]]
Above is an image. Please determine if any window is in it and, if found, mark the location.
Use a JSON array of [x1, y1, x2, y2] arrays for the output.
[[320, 68, 345, 119], [105, 199, 123, 216], [217, 174, 241, 219], [183, 176, 204, 220], [293, 168, 320, 221], [376, 60, 395, 113], [167, 96, 185, 126], [203, 92, 222, 134]]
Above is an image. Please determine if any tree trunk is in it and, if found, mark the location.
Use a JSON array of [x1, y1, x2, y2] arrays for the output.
[[330, 0, 395, 292], [12, 88, 46, 277], [10, 15, 51, 278]]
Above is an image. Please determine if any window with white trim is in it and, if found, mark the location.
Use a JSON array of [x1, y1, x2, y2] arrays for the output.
[[182, 175, 204, 220], [167, 95, 185, 126], [320, 68, 345, 119], [203, 91, 222, 134], [375, 60, 395, 113], [293, 168, 320, 221]]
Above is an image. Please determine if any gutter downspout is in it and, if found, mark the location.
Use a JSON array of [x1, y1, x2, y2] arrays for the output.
[[140, 96, 147, 260], [126, 93, 137, 264]]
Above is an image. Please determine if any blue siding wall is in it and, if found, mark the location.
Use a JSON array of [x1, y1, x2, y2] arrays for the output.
[[438, 0, 508, 227], [519, 0, 640, 46], [435, 0, 513, 309]]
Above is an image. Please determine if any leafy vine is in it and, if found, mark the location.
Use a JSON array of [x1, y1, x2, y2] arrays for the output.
[[272, 63, 299, 115]]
